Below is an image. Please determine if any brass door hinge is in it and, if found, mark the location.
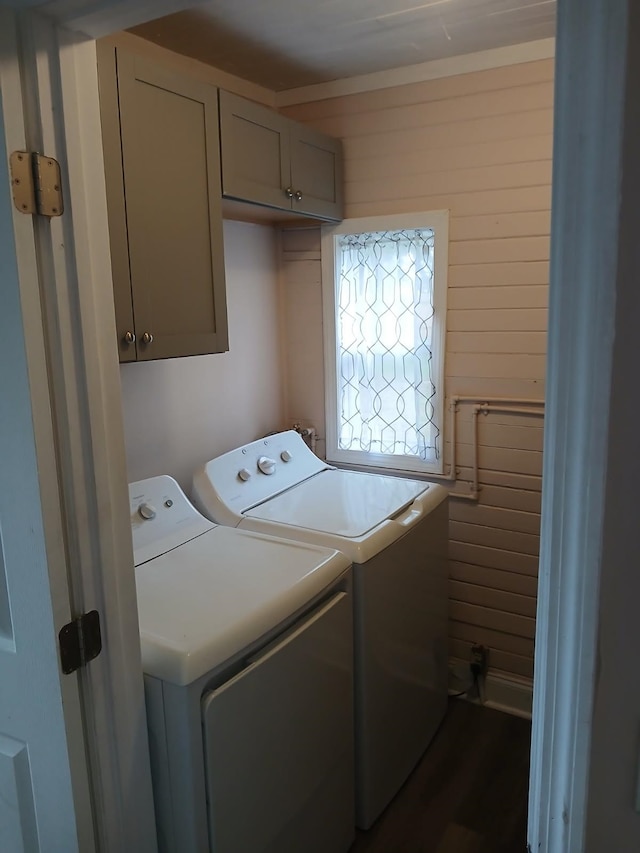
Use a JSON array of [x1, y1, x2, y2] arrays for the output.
[[9, 151, 64, 217]]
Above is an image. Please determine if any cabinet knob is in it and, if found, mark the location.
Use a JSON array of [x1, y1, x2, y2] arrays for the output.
[[141, 332, 154, 345], [284, 187, 294, 199], [123, 330, 136, 344], [294, 190, 303, 202]]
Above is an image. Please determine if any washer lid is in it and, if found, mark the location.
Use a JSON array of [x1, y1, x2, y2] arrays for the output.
[[245, 469, 428, 538], [135, 525, 350, 686]]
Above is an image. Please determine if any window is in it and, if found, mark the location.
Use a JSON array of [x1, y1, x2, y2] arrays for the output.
[[322, 212, 448, 475]]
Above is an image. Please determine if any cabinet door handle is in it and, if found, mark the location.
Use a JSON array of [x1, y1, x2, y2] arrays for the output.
[[284, 187, 294, 199], [141, 332, 154, 345], [123, 330, 136, 344], [294, 190, 303, 202]]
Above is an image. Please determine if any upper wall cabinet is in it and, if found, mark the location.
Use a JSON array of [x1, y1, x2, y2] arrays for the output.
[[219, 91, 344, 222], [97, 45, 228, 363]]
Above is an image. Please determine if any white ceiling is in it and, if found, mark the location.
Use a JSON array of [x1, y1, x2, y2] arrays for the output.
[[129, 0, 557, 92]]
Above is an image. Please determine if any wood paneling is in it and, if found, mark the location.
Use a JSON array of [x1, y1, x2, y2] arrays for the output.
[[349, 185, 552, 219], [314, 84, 553, 138], [447, 353, 546, 379], [452, 421, 544, 450], [458, 469, 542, 492], [447, 330, 546, 352], [450, 580, 537, 618], [450, 601, 536, 640], [281, 58, 553, 686], [346, 162, 552, 206], [448, 308, 547, 331], [450, 504, 541, 536], [449, 563, 538, 598], [473, 485, 542, 514], [290, 60, 554, 120], [450, 522, 540, 557], [448, 377, 544, 397], [450, 211, 551, 241], [449, 543, 540, 576], [449, 258, 549, 286], [347, 136, 553, 182], [449, 235, 550, 265], [454, 445, 543, 476]]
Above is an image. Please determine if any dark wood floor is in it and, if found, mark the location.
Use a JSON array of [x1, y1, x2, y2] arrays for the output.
[[350, 699, 531, 853]]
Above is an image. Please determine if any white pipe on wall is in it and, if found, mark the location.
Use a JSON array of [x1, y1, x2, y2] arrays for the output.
[[467, 399, 545, 500], [292, 422, 318, 454], [295, 396, 545, 501], [435, 396, 545, 501]]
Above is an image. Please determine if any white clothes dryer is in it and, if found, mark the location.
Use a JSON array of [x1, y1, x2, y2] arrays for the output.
[[130, 475, 354, 853], [192, 431, 449, 829]]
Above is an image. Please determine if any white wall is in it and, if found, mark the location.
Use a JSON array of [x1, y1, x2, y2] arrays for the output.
[[120, 220, 284, 491]]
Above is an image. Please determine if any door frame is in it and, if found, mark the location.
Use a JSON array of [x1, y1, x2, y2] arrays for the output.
[[526, 0, 637, 850], [0, 11, 96, 850]]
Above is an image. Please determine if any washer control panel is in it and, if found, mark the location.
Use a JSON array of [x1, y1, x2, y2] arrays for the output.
[[129, 475, 214, 566], [193, 430, 330, 526], [235, 449, 294, 481]]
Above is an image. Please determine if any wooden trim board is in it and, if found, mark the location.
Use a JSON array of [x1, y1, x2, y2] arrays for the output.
[[276, 38, 556, 107]]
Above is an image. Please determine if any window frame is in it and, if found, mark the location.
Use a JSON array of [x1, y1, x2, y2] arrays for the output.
[[321, 210, 449, 476]]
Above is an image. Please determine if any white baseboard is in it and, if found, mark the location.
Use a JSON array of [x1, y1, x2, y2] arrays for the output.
[[449, 659, 533, 720], [483, 672, 533, 720]]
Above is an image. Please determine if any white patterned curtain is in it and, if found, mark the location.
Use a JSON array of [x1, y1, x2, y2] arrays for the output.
[[336, 228, 439, 463]]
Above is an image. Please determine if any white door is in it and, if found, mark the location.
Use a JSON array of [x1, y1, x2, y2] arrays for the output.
[[0, 6, 158, 851], [0, 19, 94, 853], [0, 6, 232, 848]]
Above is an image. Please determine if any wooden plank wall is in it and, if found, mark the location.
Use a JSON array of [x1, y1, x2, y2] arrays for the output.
[[280, 59, 554, 685]]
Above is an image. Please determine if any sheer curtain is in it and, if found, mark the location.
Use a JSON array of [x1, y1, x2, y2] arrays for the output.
[[336, 228, 440, 464]]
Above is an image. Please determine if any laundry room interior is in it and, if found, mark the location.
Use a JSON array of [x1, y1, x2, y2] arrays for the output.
[[114, 8, 550, 707], [10, 0, 640, 850], [88, 0, 552, 849]]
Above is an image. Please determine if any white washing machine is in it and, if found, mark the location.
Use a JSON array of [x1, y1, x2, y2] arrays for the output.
[[129, 475, 355, 853], [192, 431, 449, 829]]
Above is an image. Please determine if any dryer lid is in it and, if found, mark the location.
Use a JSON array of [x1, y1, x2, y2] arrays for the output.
[[245, 469, 428, 539], [135, 525, 350, 686]]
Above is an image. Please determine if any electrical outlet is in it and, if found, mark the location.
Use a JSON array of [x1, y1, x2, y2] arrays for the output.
[[470, 643, 489, 678]]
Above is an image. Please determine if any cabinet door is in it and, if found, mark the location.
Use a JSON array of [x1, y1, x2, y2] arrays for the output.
[[290, 124, 344, 221], [101, 48, 228, 361], [219, 90, 292, 211], [97, 43, 137, 362]]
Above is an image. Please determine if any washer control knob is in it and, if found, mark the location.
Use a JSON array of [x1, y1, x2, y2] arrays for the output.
[[238, 468, 252, 482], [138, 502, 156, 520], [257, 456, 276, 475], [281, 450, 292, 462]]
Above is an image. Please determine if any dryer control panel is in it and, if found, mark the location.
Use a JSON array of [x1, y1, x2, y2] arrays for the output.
[[129, 475, 215, 566]]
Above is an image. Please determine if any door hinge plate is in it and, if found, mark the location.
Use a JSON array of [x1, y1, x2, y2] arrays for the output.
[[9, 151, 64, 217], [59, 610, 102, 674]]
